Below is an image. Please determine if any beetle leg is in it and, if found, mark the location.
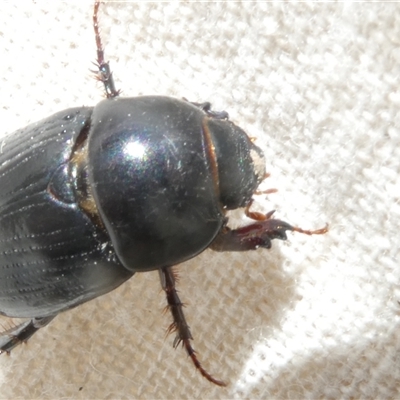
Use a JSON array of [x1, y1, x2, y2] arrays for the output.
[[159, 266, 227, 387], [93, 1, 120, 98], [0, 316, 55, 354], [211, 215, 328, 252]]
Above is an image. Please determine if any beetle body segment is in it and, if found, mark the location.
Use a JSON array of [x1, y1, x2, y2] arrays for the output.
[[88, 96, 224, 271], [0, 107, 133, 318]]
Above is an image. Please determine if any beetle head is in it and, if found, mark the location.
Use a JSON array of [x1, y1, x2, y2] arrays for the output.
[[206, 118, 266, 210]]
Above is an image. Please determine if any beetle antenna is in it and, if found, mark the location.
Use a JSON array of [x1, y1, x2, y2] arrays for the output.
[[159, 266, 227, 387], [93, 1, 120, 98]]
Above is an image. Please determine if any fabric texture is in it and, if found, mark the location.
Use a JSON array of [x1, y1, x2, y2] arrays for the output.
[[0, 2, 399, 399]]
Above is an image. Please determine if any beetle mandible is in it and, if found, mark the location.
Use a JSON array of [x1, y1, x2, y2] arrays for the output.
[[0, 2, 327, 386]]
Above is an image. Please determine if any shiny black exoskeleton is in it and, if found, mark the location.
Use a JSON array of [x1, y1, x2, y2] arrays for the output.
[[0, 95, 264, 316], [0, 2, 327, 387]]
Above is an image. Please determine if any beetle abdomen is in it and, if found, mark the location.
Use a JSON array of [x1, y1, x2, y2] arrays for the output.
[[0, 108, 133, 318]]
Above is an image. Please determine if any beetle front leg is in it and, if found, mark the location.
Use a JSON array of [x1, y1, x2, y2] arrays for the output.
[[159, 266, 226, 387], [0, 316, 55, 354], [211, 208, 328, 252]]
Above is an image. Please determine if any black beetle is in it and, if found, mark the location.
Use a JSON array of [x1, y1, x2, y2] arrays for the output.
[[0, 2, 327, 386]]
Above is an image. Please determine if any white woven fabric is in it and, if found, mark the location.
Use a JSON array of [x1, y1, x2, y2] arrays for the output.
[[0, 2, 399, 399]]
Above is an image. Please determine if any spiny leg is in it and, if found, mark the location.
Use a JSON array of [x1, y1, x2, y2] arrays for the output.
[[159, 266, 226, 387], [211, 200, 328, 252], [93, 1, 120, 98], [0, 316, 55, 354]]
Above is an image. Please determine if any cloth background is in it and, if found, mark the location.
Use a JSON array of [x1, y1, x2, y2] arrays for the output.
[[0, 2, 399, 399]]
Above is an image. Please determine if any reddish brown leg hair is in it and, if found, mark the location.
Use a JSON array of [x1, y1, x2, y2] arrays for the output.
[[159, 266, 226, 386]]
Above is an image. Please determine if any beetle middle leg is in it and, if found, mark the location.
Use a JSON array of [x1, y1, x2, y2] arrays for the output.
[[93, 1, 120, 98], [0, 316, 55, 354], [159, 267, 226, 387]]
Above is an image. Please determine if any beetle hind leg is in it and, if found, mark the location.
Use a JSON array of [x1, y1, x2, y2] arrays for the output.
[[0, 316, 55, 354], [159, 266, 227, 387]]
